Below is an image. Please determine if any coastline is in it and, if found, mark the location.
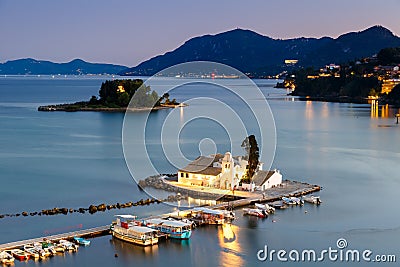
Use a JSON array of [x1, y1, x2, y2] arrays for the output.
[[295, 95, 370, 104]]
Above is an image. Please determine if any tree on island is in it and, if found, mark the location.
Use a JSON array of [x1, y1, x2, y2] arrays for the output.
[[90, 79, 166, 108], [241, 135, 259, 183]]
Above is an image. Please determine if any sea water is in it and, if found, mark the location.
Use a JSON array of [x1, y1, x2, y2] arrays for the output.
[[0, 76, 399, 266]]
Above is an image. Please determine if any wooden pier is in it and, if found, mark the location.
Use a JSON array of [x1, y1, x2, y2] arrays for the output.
[[0, 225, 109, 251]]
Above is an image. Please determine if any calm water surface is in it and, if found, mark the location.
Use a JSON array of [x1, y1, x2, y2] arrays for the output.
[[0, 76, 399, 266]]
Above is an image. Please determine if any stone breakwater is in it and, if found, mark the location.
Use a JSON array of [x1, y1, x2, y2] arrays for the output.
[[0, 193, 186, 220]]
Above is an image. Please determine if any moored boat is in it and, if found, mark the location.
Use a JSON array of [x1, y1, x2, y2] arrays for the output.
[[33, 242, 52, 258], [59, 240, 79, 252], [144, 218, 192, 239], [192, 207, 225, 225], [270, 200, 288, 209], [282, 196, 303, 205], [73, 237, 91, 246], [111, 215, 159, 246], [0, 251, 15, 264], [23, 245, 40, 260], [302, 195, 322, 204], [243, 208, 267, 218], [255, 203, 275, 214], [10, 249, 30, 261]]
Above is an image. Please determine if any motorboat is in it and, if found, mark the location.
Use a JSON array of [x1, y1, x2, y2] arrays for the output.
[[73, 237, 90, 246], [0, 251, 14, 264], [282, 196, 303, 205], [243, 208, 267, 218], [255, 203, 275, 213], [59, 239, 79, 252], [10, 249, 30, 261], [302, 195, 322, 204], [23, 245, 40, 260]]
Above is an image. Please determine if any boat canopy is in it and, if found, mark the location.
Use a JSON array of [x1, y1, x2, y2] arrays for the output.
[[115, 215, 137, 219], [129, 226, 158, 234], [146, 218, 191, 227], [193, 207, 224, 215]]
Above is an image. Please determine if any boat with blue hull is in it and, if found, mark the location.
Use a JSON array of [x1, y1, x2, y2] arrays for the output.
[[144, 218, 192, 239]]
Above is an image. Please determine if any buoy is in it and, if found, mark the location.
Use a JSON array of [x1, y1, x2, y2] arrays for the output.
[[114, 253, 118, 258]]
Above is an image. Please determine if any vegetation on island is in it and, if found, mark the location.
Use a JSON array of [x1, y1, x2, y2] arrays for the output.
[[39, 79, 179, 111], [241, 135, 259, 184], [282, 46, 400, 104]]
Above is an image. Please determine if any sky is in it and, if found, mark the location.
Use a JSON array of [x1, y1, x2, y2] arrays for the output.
[[1, 0, 400, 67]]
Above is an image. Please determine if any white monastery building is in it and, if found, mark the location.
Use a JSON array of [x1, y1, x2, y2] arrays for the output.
[[177, 152, 282, 191]]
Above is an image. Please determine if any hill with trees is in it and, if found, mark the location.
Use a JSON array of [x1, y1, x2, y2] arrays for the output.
[[120, 26, 400, 77]]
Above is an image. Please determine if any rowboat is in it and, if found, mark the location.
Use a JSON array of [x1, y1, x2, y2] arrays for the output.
[[111, 215, 159, 246], [73, 237, 91, 246], [0, 251, 14, 264], [144, 218, 192, 239], [243, 208, 267, 218], [10, 249, 30, 261]]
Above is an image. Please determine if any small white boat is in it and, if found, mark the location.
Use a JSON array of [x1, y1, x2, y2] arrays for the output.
[[282, 197, 304, 205], [32, 242, 51, 259], [255, 203, 275, 213], [243, 208, 267, 218], [23, 245, 40, 260], [303, 195, 322, 204], [59, 240, 79, 252], [0, 251, 15, 264]]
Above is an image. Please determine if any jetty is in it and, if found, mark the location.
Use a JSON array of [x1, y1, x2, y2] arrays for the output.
[[0, 178, 321, 251], [0, 225, 109, 251]]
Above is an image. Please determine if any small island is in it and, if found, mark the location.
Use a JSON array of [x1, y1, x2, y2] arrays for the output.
[[38, 79, 182, 112]]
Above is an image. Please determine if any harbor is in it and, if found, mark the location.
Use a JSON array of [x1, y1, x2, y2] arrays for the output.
[[0, 178, 321, 263]]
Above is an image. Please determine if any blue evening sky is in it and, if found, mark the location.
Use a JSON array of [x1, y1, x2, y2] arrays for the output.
[[0, 0, 399, 66]]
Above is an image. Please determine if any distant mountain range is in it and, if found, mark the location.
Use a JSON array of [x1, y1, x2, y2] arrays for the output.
[[121, 25, 400, 76], [0, 58, 127, 75], [2, 26, 400, 77]]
